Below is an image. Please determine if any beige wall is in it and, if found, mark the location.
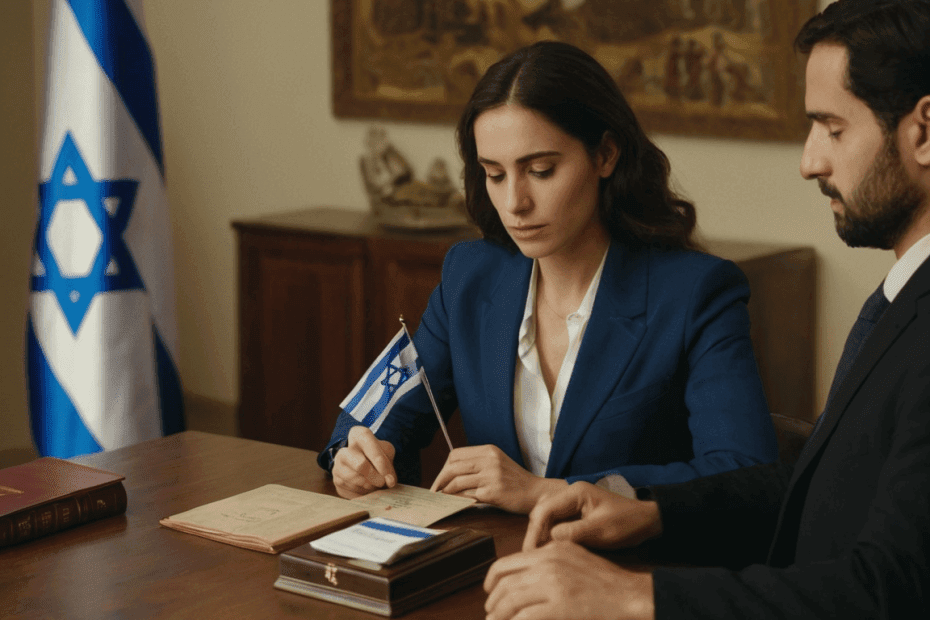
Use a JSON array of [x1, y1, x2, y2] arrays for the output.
[[0, 0, 39, 460], [0, 0, 896, 457]]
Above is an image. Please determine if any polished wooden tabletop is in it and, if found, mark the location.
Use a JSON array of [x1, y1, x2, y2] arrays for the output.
[[0, 431, 530, 619]]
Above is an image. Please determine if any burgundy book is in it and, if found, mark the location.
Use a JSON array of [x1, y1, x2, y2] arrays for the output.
[[275, 527, 496, 617], [0, 457, 126, 548]]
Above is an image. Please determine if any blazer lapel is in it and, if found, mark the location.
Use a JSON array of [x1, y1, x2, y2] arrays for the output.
[[793, 262, 930, 474], [769, 257, 930, 564], [546, 244, 649, 478], [479, 252, 532, 468]]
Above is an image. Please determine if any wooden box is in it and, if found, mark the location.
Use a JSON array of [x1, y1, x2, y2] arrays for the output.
[[275, 528, 496, 617]]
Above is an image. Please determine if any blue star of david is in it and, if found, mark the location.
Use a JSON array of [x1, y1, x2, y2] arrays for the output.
[[32, 132, 144, 335], [381, 362, 413, 398]]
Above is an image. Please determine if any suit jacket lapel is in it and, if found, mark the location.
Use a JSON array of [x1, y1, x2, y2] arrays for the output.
[[479, 251, 532, 468], [793, 261, 930, 474], [546, 244, 649, 478], [792, 305, 912, 473], [769, 256, 930, 564]]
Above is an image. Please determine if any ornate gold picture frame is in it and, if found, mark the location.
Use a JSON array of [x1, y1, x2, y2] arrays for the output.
[[332, 1, 817, 141]]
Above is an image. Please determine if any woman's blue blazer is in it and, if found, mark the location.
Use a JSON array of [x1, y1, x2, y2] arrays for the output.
[[321, 239, 778, 486]]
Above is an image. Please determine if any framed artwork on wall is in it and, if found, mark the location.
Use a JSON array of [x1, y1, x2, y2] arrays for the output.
[[332, 0, 817, 141]]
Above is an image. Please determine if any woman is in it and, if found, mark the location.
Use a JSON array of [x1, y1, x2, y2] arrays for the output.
[[318, 41, 777, 514]]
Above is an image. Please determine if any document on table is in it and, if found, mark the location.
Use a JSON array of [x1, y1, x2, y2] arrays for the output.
[[351, 484, 477, 527], [309, 517, 455, 565], [159, 484, 368, 553]]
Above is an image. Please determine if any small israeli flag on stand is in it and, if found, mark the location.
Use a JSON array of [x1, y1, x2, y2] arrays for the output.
[[340, 318, 453, 450], [340, 327, 423, 434], [27, 0, 184, 458]]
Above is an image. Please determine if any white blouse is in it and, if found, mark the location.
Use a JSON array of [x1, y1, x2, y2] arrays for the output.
[[512, 250, 609, 477]]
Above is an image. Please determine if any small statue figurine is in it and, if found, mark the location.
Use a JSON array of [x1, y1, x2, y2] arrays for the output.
[[426, 158, 454, 194], [359, 126, 467, 228], [359, 127, 413, 204]]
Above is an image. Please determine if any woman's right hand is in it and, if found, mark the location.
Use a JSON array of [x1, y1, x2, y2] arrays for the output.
[[332, 426, 398, 498]]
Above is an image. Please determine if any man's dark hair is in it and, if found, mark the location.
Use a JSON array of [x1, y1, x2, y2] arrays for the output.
[[795, 0, 930, 132], [456, 41, 697, 253]]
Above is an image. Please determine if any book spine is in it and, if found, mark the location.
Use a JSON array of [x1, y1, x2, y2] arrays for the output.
[[0, 482, 127, 548]]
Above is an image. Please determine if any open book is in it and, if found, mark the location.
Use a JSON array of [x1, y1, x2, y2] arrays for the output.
[[159, 484, 476, 554]]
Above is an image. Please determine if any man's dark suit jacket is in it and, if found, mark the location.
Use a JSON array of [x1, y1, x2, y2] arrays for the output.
[[647, 255, 930, 619]]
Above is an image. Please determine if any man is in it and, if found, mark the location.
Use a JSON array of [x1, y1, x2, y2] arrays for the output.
[[483, 1, 930, 618]]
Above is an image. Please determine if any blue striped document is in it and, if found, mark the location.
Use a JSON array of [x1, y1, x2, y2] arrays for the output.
[[310, 517, 453, 565]]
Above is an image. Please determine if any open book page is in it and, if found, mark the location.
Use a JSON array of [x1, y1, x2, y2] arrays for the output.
[[351, 484, 477, 527], [159, 484, 368, 552]]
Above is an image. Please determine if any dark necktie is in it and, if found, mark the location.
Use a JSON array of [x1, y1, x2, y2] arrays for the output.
[[812, 282, 891, 437]]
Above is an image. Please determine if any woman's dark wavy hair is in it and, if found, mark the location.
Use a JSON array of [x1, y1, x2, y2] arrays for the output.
[[456, 41, 697, 253], [795, 0, 930, 133]]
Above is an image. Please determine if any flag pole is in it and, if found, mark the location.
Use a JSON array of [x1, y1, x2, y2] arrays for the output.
[[399, 316, 454, 452]]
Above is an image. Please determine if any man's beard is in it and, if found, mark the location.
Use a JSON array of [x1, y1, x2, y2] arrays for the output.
[[818, 134, 926, 250]]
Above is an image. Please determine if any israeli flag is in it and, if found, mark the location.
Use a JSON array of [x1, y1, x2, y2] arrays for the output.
[[28, 0, 184, 458], [340, 328, 423, 433]]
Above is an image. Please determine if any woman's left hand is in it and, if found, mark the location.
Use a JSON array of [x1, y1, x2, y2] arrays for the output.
[[429, 444, 567, 514]]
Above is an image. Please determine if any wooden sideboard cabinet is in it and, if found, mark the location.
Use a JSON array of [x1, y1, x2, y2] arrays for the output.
[[233, 208, 477, 463], [233, 207, 816, 485]]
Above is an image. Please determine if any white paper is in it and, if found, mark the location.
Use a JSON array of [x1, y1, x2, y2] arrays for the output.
[[309, 517, 451, 565]]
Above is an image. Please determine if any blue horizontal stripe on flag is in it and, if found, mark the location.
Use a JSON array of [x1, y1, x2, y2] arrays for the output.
[[342, 332, 410, 418], [66, 0, 164, 174], [359, 520, 433, 539]]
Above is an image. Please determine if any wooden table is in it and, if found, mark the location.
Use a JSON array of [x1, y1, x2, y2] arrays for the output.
[[0, 432, 529, 619]]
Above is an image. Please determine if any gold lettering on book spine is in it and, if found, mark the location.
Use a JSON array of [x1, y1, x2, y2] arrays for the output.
[[39, 509, 53, 532], [325, 563, 339, 586], [0, 485, 23, 496]]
